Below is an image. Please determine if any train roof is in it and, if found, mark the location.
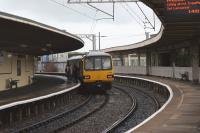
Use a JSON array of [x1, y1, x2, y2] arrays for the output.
[[67, 55, 83, 61], [86, 51, 111, 57]]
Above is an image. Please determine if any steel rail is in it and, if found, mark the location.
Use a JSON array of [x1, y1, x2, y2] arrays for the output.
[[103, 81, 162, 133], [102, 85, 137, 133], [15, 94, 109, 133], [53, 94, 109, 132], [14, 95, 92, 133], [126, 84, 161, 111]]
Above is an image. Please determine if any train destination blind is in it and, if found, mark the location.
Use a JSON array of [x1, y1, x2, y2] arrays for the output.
[[166, 0, 200, 17]]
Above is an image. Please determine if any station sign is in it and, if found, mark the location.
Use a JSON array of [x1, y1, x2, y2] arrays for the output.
[[166, 0, 200, 19]]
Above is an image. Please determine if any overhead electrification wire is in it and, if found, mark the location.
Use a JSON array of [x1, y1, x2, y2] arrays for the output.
[[50, 0, 96, 20], [120, 3, 144, 29], [125, 3, 144, 24], [79, 3, 95, 11], [89, 11, 98, 33], [136, 2, 155, 30]]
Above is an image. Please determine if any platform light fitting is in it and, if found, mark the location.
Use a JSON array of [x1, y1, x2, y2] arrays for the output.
[[7, 53, 12, 58], [41, 48, 47, 51], [20, 44, 28, 48], [46, 43, 52, 47]]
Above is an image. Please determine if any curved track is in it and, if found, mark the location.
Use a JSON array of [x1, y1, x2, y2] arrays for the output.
[[108, 83, 161, 132], [102, 86, 137, 133], [14, 95, 92, 133], [6, 79, 163, 133], [14, 94, 109, 133], [56, 94, 109, 132], [61, 86, 136, 133]]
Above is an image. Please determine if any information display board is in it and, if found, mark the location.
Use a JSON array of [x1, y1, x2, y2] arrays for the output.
[[166, 0, 200, 17]]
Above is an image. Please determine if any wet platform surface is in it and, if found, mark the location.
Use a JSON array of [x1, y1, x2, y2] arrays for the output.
[[0, 75, 76, 106], [131, 76, 200, 133]]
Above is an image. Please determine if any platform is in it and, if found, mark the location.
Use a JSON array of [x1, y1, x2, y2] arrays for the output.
[[129, 76, 200, 133], [0, 75, 76, 106]]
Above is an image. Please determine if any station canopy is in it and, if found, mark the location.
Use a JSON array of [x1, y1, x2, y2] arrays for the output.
[[0, 12, 84, 55], [143, 0, 200, 44], [103, 0, 200, 53]]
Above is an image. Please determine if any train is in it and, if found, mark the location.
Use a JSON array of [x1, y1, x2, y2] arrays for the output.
[[67, 51, 114, 91]]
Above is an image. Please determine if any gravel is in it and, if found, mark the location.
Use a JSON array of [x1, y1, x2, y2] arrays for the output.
[[61, 87, 133, 133], [2, 91, 89, 133], [111, 82, 167, 132], [3, 79, 167, 133]]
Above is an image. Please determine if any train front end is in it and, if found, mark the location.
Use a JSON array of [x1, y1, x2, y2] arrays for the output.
[[82, 52, 114, 91]]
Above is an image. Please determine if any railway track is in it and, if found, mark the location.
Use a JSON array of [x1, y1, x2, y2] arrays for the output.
[[108, 83, 162, 132], [4, 77, 166, 133], [102, 86, 137, 133], [13, 95, 92, 133], [61, 86, 136, 133], [13, 94, 108, 133], [31, 82, 159, 133]]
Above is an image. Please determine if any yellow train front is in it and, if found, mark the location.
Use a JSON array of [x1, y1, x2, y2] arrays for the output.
[[81, 51, 114, 91]]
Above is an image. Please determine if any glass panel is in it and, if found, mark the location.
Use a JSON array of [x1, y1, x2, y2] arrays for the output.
[[94, 57, 102, 70], [85, 57, 94, 70], [102, 57, 111, 69], [17, 60, 21, 76], [85, 56, 112, 70]]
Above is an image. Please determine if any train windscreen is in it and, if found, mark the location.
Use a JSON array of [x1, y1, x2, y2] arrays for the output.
[[85, 56, 112, 70]]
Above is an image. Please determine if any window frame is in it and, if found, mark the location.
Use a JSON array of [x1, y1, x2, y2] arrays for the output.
[[84, 56, 112, 71]]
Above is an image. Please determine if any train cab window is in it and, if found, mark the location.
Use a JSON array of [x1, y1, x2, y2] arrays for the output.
[[94, 57, 102, 70], [85, 57, 94, 70], [102, 57, 112, 70], [84, 56, 112, 70]]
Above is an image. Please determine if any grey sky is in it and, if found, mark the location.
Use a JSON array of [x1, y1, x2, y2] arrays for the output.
[[0, 0, 161, 52]]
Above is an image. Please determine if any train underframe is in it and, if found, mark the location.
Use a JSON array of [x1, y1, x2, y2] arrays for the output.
[[80, 80, 112, 92]]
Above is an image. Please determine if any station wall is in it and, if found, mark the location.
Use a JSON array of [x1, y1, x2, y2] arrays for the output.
[[0, 52, 34, 91]]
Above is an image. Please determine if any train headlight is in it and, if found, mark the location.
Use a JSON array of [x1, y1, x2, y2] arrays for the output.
[[107, 75, 114, 78], [84, 75, 91, 79]]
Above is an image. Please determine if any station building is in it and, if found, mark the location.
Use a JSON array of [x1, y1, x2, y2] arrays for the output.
[[0, 12, 84, 91]]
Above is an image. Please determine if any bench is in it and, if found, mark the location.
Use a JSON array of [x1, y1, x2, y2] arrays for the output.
[[7, 78, 19, 89], [180, 71, 189, 81]]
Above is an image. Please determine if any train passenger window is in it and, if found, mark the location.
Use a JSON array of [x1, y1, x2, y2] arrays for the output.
[[94, 57, 102, 70], [85, 57, 94, 70], [102, 57, 112, 70]]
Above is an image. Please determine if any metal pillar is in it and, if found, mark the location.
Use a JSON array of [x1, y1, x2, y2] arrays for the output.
[[146, 50, 151, 76], [92, 35, 96, 50], [99, 32, 100, 50], [138, 52, 141, 66], [191, 43, 199, 83], [120, 54, 124, 66]]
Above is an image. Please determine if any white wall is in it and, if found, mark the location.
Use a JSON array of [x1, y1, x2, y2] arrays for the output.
[[151, 67, 192, 80], [114, 66, 192, 81], [0, 52, 34, 91], [114, 66, 146, 75]]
